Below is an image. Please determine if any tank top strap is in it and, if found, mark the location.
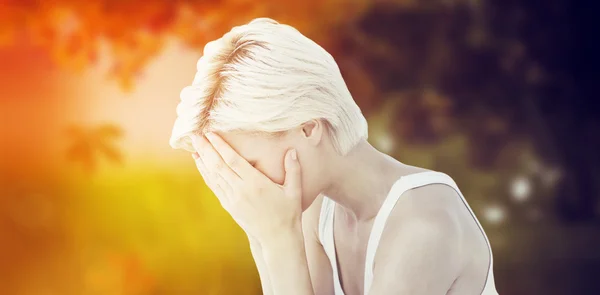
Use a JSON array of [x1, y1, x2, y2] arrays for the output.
[[318, 195, 334, 246], [318, 196, 346, 294]]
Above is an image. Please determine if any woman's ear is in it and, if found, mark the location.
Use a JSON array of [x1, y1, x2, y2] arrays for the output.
[[301, 119, 325, 145]]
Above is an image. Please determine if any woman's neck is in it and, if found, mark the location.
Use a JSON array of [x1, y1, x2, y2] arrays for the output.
[[321, 140, 417, 222]]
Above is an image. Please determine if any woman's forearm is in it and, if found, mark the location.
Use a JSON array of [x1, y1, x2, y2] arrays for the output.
[[249, 238, 274, 295], [261, 225, 315, 295]]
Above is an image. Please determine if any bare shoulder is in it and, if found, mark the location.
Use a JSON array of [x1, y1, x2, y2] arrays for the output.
[[370, 176, 495, 294], [368, 182, 470, 294], [390, 182, 465, 231], [375, 179, 489, 268], [375, 182, 469, 268], [390, 180, 487, 241]]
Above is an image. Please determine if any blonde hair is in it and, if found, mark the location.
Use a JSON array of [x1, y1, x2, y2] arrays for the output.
[[169, 17, 368, 155]]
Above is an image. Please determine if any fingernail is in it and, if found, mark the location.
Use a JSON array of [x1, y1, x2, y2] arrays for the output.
[[291, 149, 297, 160]]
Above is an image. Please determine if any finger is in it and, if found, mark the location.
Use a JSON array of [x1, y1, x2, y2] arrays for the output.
[[193, 152, 231, 207], [193, 152, 212, 184], [211, 170, 235, 198], [205, 132, 261, 180], [193, 151, 236, 203], [283, 149, 302, 199], [193, 153, 223, 194], [192, 134, 241, 186]]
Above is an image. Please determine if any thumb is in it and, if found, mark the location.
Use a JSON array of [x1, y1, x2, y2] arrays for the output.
[[283, 149, 302, 198]]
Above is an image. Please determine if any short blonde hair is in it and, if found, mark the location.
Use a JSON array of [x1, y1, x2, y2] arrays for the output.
[[169, 17, 368, 155]]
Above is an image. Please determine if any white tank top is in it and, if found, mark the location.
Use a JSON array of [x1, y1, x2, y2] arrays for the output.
[[318, 171, 498, 295]]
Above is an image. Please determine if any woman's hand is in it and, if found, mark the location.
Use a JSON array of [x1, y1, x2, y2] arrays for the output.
[[191, 132, 303, 243]]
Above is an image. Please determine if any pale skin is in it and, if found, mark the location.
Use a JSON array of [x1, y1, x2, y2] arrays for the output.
[[191, 119, 491, 295]]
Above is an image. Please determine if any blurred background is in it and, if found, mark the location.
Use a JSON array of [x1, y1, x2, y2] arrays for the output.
[[0, 0, 598, 294]]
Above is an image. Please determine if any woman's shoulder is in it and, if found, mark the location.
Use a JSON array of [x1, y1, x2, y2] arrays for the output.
[[383, 173, 482, 245], [371, 182, 466, 268], [391, 182, 463, 228], [375, 171, 465, 233]]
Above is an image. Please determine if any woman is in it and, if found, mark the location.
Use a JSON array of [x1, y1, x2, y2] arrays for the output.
[[169, 18, 498, 295]]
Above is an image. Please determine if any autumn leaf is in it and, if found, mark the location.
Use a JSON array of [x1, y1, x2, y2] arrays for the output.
[[65, 124, 124, 173], [1, 0, 373, 91]]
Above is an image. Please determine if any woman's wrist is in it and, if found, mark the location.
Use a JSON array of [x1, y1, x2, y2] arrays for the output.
[[259, 225, 314, 295], [260, 222, 304, 255], [247, 218, 304, 256], [247, 233, 274, 295], [258, 217, 303, 246]]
